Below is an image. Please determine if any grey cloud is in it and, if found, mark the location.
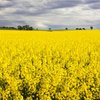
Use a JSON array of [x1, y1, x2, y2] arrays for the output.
[[0, 20, 27, 26], [89, 3, 100, 9], [83, 0, 100, 9], [84, 0, 100, 4], [0, 0, 100, 29], [11, 0, 82, 16], [42, 0, 82, 9], [0, 0, 13, 8]]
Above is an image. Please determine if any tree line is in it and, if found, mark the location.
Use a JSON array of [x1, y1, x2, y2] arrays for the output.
[[0, 25, 34, 30], [0, 25, 94, 30], [65, 26, 93, 30]]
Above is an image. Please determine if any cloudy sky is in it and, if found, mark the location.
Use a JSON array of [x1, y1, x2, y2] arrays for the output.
[[0, 0, 100, 29]]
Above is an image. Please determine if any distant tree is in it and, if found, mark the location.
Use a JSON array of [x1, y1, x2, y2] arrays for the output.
[[29, 27, 34, 30], [0, 26, 17, 30], [17, 25, 23, 30], [76, 28, 79, 30], [82, 28, 86, 30], [10, 27, 16, 29], [23, 25, 29, 30], [0, 26, 5, 29], [49, 28, 51, 31], [76, 28, 84, 30], [17, 25, 33, 30], [0, 25, 34, 30], [65, 28, 68, 30], [90, 26, 93, 30]]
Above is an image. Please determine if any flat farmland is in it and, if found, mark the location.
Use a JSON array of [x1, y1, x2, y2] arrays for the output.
[[0, 30, 100, 100]]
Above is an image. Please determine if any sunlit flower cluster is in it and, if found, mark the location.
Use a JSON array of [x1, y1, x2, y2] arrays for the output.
[[0, 30, 100, 100]]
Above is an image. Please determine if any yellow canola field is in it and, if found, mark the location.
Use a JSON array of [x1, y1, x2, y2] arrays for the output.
[[0, 30, 100, 100]]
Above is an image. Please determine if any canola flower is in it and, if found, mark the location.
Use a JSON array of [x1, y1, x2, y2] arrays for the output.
[[0, 30, 100, 100]]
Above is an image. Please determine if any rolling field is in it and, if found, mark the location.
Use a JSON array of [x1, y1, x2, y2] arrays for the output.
[[0, 30, 100, 100]]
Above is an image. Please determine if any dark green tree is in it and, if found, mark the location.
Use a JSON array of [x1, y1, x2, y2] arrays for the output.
[[90, 26, 93, 30], [17, 25, 23, 30], [65, 28, 68, 30]]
